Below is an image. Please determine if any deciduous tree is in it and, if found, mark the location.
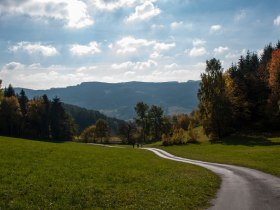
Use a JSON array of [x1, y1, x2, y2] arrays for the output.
[[134, 102, 149, 143], [0, 96, 22, 136], [198, 58, 232, 139], [148, 105, 164, 141], [119, 121, 137, 145], [95, 119, 109, 143], [80, 125, 96, 143]]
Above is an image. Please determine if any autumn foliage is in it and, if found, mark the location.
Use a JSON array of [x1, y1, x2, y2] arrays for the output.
[[268, 48, 280, 106], [198, 41, 280, 139]]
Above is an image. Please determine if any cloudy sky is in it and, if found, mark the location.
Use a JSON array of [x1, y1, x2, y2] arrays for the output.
[[0, 0, 279, 89]]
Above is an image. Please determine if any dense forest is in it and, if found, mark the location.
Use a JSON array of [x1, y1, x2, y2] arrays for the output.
[[198, 41, 280, 139], [0, 84, 124, 141], [63, 103, 124, 134], [0, 85, 76, 141]]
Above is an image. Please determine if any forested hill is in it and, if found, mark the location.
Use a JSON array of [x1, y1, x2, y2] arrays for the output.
[[15, 81, 199, 120], [62, 103, 124, 134]]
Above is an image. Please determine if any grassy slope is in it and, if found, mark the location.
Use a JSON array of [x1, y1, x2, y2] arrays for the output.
[[149, 127, 280, 177], [0, 136, 219, 210]]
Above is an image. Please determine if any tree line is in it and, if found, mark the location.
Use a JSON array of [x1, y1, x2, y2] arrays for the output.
[[63, 103, 124, 134], [117, 40, 280, 145], [198, 41, 280, 139], [0, 83, 128, 142], [0, 84, 76, 141], [117, 102, 199, 146]]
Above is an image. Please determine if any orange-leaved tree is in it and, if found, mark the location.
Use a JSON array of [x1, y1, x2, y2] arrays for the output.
[[268, 49, 280, 106]]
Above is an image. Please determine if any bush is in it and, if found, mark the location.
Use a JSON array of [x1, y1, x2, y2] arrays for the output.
[[80, 125, 96, 143], [162, 134, 173, 146], [187, 121, 199, 143], [172, 128, 186, 145]]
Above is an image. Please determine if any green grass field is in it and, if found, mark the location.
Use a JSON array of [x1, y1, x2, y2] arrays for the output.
[[0, 136, 219, 210], [148, 128, 280, 177]]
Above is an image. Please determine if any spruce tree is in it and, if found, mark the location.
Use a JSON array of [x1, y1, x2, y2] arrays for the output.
[[4, 84, 15, 97]]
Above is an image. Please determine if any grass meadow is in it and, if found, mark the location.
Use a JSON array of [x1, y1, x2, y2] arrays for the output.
[[0, 136, 219, 210]]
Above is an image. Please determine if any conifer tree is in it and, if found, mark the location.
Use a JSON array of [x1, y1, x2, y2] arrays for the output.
[[18, 89, 29, 116], [4, 84, 15, 97], [50, 97, 76, 141]]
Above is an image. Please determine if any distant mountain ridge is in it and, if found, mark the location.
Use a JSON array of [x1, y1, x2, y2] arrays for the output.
[[15, 81, 200, 120]]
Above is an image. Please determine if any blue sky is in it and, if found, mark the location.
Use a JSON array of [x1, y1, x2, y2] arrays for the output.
[[0, 0, 279, 89]]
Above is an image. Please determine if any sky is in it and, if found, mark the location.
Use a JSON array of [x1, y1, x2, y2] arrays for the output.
[[0, 0, 280, 89]]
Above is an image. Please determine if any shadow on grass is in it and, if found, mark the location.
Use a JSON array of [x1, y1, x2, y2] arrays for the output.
[[210, 134, 280, 146], [9, 135, 69, 144]]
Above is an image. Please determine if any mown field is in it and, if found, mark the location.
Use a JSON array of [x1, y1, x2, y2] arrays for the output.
[[149, 128, 280, 177], [0, 136, 219, 210]]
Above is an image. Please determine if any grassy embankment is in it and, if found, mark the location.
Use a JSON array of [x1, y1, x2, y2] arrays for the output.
[[148, 127, 280, 177], [0, 136, 219, 210]]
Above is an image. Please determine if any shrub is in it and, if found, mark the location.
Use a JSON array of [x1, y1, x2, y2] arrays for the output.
[[187, 121, 199, 143], [172, 128, 186, 145], [162, 134, 173, 146]]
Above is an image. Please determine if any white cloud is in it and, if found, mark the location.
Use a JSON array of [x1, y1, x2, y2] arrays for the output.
[[234, 10, 246, 22], [111, 36, 175, 56], [189, 47, 207, 57], [257, 49, 264, 58], [210, 24, 222, 33], [76, 66, 97, 74], [225, 49, 249, 61], [1, 62, 25, 71], [273, 16, 280, 26], [214, 46, 229, 55], [111, 60, 157, 70], [225, 52, 240, 60], [165, 63, 179, 69], [0, 0, 93, 29], [111, 36, 154, 54], [153, 42, 176, 52], [9, 42, 58, 56], [150, 51, 161, 59], [192, 39, 206, 46], [241, 48, 247, 55], [91, 0, 158, 11], [185, 38, 207, 57], [92, 0, 135, 11], [124, 71, 136, 77], [125, 1, 160, 23], [70, 42, 101, 56], [170, 21, 183, 29], [0, 62, 75, 89], [0, 61, 205, 89]]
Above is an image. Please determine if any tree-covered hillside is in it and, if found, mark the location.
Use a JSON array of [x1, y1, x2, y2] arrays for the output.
[[15, 81, 200, 120], [63, 103, 124, 134]]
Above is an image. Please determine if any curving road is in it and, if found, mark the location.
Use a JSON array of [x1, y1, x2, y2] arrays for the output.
[[143, 148, 280, 210]]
